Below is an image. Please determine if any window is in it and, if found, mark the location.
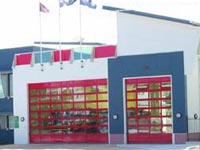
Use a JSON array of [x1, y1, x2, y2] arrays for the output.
[[0, 115, 18, 129], [0, 80, 3, 98], [0, 74, 8, 98], [34, 52, 52, 64], [8, 116, 19, 129], [0, 115, 8, 129], [73, 47, 93, 60], [0, 73, 13, 99], [9, 74, 13, 97]]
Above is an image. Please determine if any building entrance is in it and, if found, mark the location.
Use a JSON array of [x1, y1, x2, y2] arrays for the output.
[[125, 76, 172, 143], [29, 79, 108, 143]]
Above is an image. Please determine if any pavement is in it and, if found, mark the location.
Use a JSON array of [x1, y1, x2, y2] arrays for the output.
[[0, 142, 199, 150]]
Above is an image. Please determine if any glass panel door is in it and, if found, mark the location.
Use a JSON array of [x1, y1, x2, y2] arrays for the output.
[[125, 76, 172, 143], [29, 79, 108, 143]]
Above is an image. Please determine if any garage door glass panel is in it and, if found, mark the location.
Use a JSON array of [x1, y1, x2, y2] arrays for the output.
[[125, 76, 172, 143]]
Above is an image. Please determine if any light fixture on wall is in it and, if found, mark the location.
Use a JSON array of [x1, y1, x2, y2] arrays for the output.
[[176, 112, 182, 119], [40, 63, 44, 71], [81, 59, 84, 68], [194, 113, 198, 119], [144, 65, 149, 70], [20, 117, 25, 122], [112, 114, 118, 120], [60, 61, 63, 70]]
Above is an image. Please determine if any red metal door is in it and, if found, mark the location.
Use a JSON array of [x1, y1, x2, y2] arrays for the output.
[[125, 76, 172, 143], [29, 79, 108, 143]]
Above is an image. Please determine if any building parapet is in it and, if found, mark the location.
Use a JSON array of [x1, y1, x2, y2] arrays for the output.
[[13, 45, 116, 67]]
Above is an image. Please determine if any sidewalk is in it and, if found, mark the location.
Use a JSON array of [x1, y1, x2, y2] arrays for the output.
[[0, 142, 199, 150], [0, 144, 122, 150], [118, 142, 200, 150]]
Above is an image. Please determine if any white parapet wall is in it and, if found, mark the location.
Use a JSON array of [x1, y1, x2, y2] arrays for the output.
[[117, 12, 200, 74], [13, 59, 108, 144]]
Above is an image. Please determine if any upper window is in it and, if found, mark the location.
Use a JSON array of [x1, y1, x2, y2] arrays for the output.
[[0, 73, 13, 99], [73, 47, 93, 60], [34, 52, 52, 64]]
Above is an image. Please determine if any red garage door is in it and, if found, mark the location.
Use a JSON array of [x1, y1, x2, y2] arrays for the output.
[[125, 76, 172, 143], [29, 79, 108, 143]]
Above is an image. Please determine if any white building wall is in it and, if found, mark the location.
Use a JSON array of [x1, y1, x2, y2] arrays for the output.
[[117, 12, 200, 74], [13, 59, 108, 144], [187, 57, 200, 133]]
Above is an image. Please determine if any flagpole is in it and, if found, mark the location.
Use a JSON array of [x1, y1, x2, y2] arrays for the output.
[[79, 1, 83, 68], [58, 1, 63, 69], [39, 2, 43, 71]]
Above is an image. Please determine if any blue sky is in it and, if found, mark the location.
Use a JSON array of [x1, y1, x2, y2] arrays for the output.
[[0, 0, 199, 49]]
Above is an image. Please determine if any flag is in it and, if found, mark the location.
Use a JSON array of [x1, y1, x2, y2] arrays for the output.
[[80, 0, 97, 9], [40, 2, 50, 13], [59, 0, 77, 7]]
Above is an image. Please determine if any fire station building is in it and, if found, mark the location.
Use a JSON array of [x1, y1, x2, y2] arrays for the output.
[[11, 6, 200, 144]]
